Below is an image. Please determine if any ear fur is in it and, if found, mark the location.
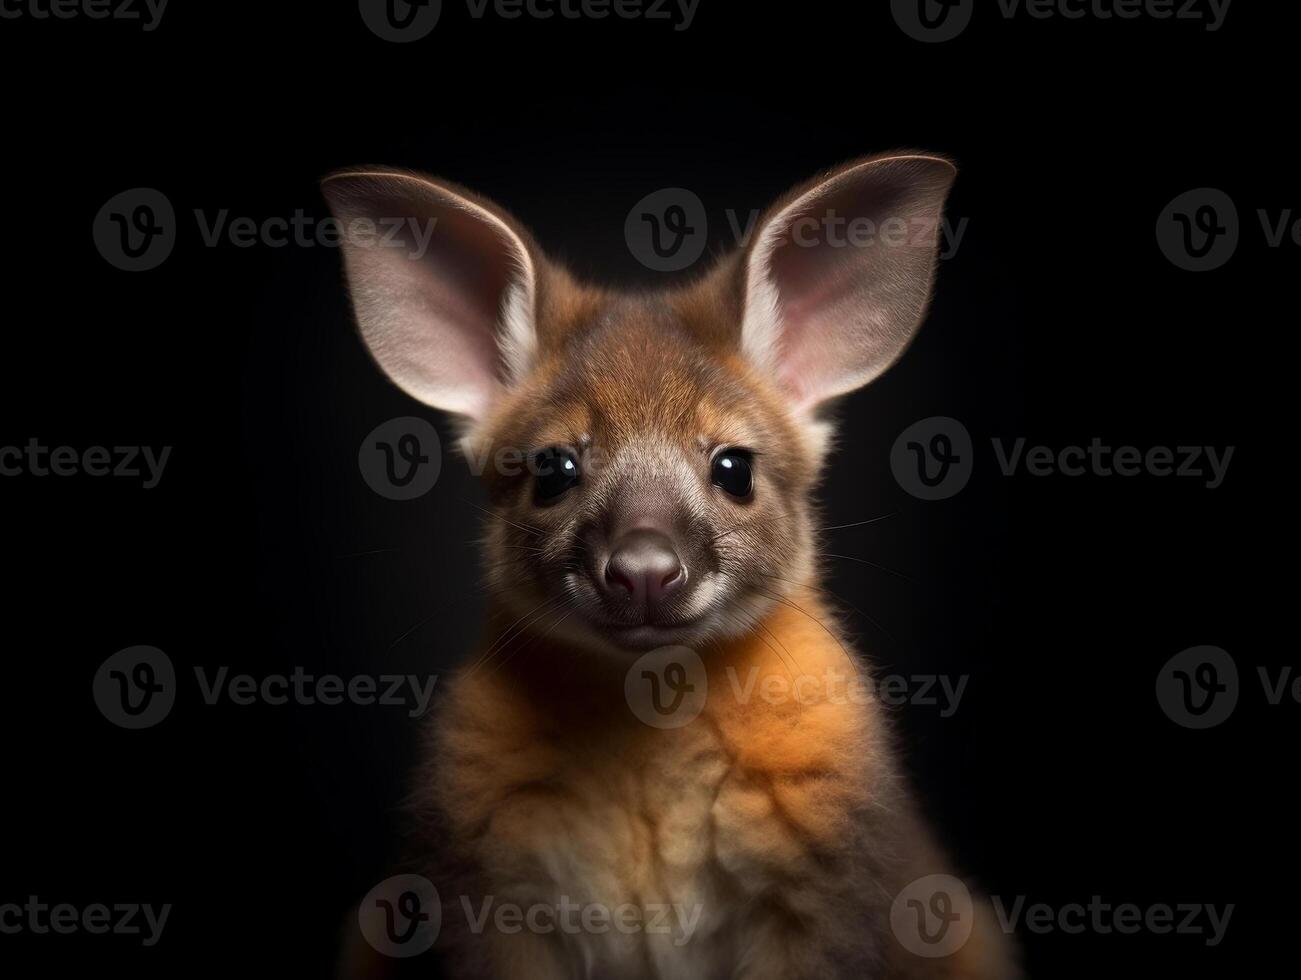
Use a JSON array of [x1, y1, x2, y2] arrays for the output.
[[321, 168, 541, 422], [740, 152, 957, 412]]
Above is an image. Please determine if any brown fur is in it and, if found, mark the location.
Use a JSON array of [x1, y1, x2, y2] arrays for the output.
[[326, 156, 1019, 979]]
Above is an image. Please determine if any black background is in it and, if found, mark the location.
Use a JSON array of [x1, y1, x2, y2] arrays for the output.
[[0, 1, 1288, 976]]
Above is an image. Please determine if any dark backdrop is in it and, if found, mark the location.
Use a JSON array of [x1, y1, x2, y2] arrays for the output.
[[0, 2, 1287, 977]]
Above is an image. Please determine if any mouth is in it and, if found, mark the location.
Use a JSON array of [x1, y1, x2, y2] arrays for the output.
[[603, 619, 708, 651], [557, 568, 729, 653]]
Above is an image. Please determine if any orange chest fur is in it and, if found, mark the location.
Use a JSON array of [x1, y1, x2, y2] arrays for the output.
[[433, 604, 882, 927]]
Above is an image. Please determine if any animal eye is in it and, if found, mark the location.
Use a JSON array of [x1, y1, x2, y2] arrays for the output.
[[711, 449, 754, 499], [532, 447, 581, 503]]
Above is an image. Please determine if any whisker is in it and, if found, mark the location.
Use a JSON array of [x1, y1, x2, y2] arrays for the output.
[[757, 572, 897, 648], [822, 553, 917, 584], [813, 513, 897, 533], [489, 601, 579, 677], [459, 498, 543, 538], [464, 595, 566, 676], [753, 585, 865, 680]]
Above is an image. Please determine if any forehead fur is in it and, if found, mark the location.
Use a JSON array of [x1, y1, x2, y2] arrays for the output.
[[477, 259, 816, 478]]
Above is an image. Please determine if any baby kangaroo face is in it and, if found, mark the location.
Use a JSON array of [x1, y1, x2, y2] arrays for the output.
[[474, 306, 817, 651], [323, 154, 955, 654]]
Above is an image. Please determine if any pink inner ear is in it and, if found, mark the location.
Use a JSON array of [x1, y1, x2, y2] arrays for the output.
[[752, 157, 953, 408], [327, 176, 534, 419]]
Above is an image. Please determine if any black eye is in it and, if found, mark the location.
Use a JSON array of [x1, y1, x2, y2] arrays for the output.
[[532, 447, 581, 503], [711, 449, 754, 499]]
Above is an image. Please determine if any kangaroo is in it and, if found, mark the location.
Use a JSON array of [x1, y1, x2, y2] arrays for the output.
[[324, 153, 1018, 979]]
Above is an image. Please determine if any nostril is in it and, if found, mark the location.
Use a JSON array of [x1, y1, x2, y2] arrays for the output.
[[604, 561, 637, 598], [655, 562, 686, 593], [604, 530, 686, 607], [655, 563, 686, 598]]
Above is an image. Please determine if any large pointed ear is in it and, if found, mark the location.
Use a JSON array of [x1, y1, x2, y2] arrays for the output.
[[321, 168, 540, 421], [740, 153, 957, 412]]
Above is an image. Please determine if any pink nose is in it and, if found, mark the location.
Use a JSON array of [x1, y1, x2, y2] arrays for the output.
[[603, 530, 686, 610]]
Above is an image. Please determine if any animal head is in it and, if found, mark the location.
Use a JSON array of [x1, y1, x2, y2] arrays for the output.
[[323, 154, 955, 654]]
